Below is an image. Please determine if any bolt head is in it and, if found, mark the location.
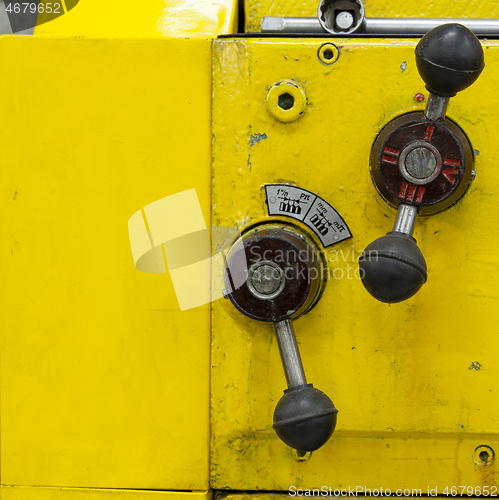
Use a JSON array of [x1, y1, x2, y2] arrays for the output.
[[474, 445, 495, 465], [250, 264, 283, 295]]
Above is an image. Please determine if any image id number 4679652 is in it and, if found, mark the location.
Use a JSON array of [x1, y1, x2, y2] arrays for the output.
[[442, 486, 498, 496], [6, 2, 62, 13]]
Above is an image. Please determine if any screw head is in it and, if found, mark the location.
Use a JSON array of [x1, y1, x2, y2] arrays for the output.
[[474, 445, 495, 465], [266, 80, 307, 123], [248, 262, 285, 298], [336, 11, 354, 29]]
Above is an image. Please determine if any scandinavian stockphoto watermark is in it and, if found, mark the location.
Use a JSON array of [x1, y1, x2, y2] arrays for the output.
[[128, 189, 247, 311], [128, 189, 376, 311], [247, 244, 368, 282]]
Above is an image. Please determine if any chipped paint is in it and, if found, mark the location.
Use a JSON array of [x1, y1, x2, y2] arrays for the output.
[[251, 132, 268, 146]]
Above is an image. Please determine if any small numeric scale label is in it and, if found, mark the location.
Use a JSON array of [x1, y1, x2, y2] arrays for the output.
[[265, 184, 352, 247]]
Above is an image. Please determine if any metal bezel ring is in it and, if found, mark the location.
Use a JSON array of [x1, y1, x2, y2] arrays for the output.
[[370, 112, 474, 215], [246, 260, 286, 300], [398, 140, 442, 186]]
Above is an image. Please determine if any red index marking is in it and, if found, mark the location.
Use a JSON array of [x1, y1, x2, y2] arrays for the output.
[[382, 155, 398, 164], [442, 168, 459, 184], [382, 146, 400, 165], [444, 158, 460, 166], [415, 187, 425, 202], [383, 146, 400, 157], [424, 125, 435, 141], [406, 185, 417, 202], [399, 183, 425, 203]]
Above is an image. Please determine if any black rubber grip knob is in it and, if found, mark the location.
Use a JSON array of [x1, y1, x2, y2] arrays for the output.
[[358, 232, 427, 303], [415, 23, 485, 97], [273, 384, 338, 452]]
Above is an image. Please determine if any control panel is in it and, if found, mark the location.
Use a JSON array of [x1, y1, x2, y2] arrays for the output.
[[211, 31, 499, 490]]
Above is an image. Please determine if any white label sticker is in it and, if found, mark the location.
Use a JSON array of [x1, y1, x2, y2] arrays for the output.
[[265, 184, 352, 247]]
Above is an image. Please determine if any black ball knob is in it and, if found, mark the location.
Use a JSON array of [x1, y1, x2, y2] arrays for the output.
[[415, 23, 484, 97], [273, 384, 337, 452], [359, 232, 427, 303]]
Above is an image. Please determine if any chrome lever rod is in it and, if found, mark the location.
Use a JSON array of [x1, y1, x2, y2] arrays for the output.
[[261, 16, 499, 35]]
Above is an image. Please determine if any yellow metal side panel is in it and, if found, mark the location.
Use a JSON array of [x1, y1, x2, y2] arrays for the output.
[[211, 38, 499, 489], [34, 0, 238, 37], [244, 0, 499, 32], [0, 37, 211, 490], [1, 487, 212, 499]]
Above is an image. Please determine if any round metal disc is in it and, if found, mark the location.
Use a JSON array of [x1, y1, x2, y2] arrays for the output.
[[224, 224, 325, 323], [370, 112, 474, 215]]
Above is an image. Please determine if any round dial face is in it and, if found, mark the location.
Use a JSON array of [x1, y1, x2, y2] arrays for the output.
[[224, 224, 325, 323], [371, 112, 474, 215]]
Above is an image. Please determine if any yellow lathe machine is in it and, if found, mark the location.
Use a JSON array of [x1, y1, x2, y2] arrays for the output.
[[1, 0, 498, 498]]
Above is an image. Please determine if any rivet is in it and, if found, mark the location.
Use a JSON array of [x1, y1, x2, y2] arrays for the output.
[[318, 43, 340, 65]]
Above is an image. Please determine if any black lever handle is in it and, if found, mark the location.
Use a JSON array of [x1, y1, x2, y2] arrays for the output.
[[359, 24, 484, 303], [272, 319, 337, 452], [359, 205, 427, 303], [225, 224, 337, 451], [415, 23, 484, 99]]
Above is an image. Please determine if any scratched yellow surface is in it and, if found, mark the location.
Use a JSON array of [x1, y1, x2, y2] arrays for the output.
[[211, 38, 499, 489], [0, 37, 212, 490], [244, 0, 499, 32]]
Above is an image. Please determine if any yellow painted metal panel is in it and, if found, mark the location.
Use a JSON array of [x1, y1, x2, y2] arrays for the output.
[[244, 0, 499, 32], [0, 37, 212, 490], [1, 487, 212, 499], [211, 38, 499, 489], [33, 0, 238, 37]]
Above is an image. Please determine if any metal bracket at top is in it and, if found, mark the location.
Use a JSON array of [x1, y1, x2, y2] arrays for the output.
[[261, 0, 499, 37]]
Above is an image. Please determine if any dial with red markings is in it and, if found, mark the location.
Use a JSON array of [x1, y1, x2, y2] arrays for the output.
[[370, 112, 474, 215]]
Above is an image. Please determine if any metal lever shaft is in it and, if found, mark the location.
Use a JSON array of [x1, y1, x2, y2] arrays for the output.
[[261, 16, 499, 35], [393, 204, 418, 236], [424, 94, 450, 122], [272, 318, 338, 452], [274, 319, 307, 388]]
